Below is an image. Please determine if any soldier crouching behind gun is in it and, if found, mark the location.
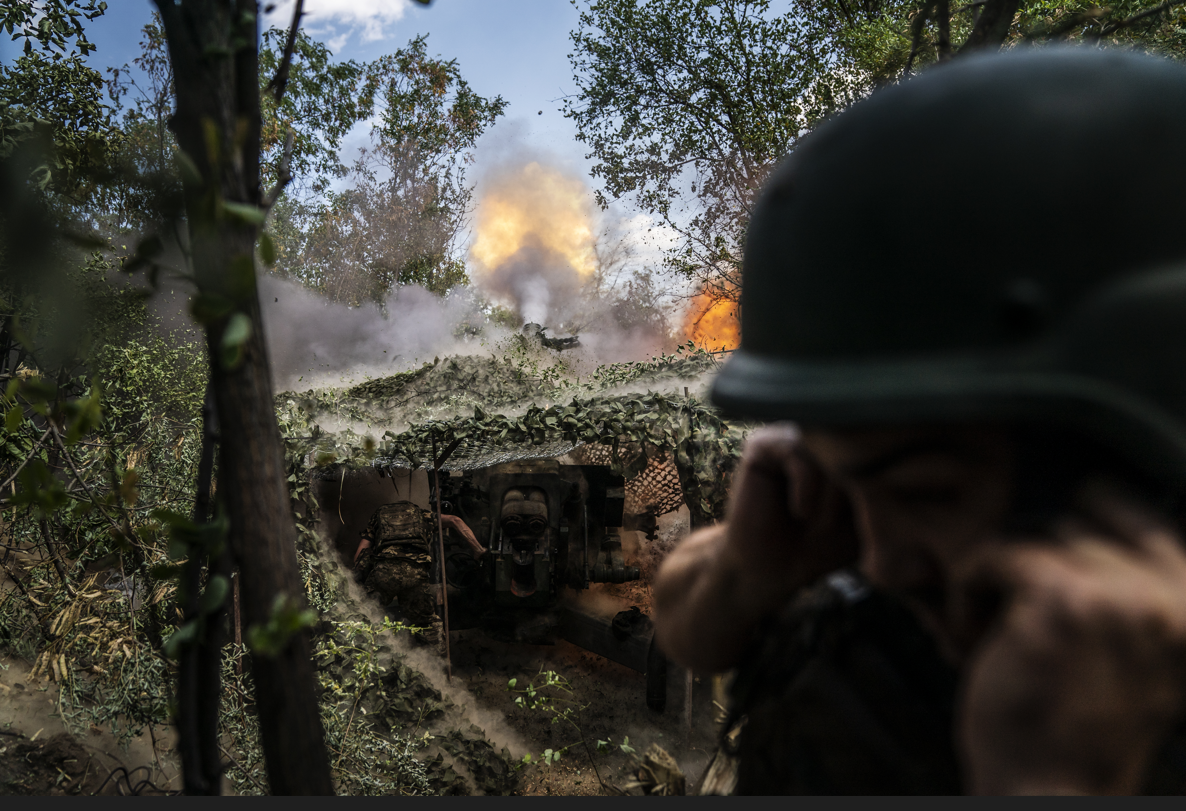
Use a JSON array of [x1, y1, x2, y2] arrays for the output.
[[353, 500, 487, 653], [655, 48, 1186, 795]]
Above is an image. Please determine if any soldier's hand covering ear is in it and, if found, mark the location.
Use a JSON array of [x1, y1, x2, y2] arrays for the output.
[[653, 424, 859, 672], [723, 424, 860, 607]]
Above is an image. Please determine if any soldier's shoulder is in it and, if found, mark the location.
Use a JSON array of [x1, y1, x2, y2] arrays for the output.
[[368, 501, 423, 524]]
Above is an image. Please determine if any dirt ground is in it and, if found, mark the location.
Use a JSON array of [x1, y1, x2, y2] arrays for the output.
[[441, 509, 723, 796], [0, 510, 713, 796], [448, 629, 721, 796], [0, 657, 181, 795]]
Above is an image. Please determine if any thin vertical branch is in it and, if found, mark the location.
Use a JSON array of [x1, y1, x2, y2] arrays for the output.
[[905, 0, 940, 74], [265, 0, 305, 103], [177, 384, 223, 795], [937, 0, 952, 59], [431, 435, 452, 682]]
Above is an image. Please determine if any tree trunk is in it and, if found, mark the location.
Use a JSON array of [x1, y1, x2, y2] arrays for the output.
[[959, 0, 1022, 52], [177, 385, 223, 795], [154, 0, 333, 795]]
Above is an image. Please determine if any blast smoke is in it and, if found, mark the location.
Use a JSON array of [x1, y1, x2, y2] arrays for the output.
[[144, 155, 676, 393], [468, 160, 598, 331], [259, 274, 504, 391], [308, 514, 533, 763]]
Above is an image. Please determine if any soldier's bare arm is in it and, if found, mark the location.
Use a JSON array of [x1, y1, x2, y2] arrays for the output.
[[441, 514, 486, 559], [956, 487, 1186, 795], [653, 424, 859, 673], [351, 538, 370, 564], [354, 511, 382, 565]]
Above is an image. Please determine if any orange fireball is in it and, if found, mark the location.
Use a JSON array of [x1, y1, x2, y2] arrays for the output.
[[469, 161, 597, 281], [683, 291, 740, 351]]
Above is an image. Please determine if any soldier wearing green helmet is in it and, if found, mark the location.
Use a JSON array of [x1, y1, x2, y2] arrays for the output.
[[654, 46, 1186, 794]]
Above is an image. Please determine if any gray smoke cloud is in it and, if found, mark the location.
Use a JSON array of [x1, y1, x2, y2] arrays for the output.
[[259, 275, 505, 391], [477, 236, 583, 328], [463, 153, 677, 364]]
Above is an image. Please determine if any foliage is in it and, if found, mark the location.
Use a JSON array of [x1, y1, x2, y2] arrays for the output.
[[507, 668, 605, 785], [258, 28, 375, 195], [808, 0, 1186, 83], [219, 617, 439, 797], [0, 355, 497, 794], [99, 15, 183, 237], [367, 35, 506, 161], [565, 0, 858, 305], [565, 0, 1186, 315], [0, 355, 203, 748], [0, 2, 516, 797], [270, 35, 507, 304], [313, 619, 435, 796], [272, 143, 473, 303], [0, 0, 119, 199]]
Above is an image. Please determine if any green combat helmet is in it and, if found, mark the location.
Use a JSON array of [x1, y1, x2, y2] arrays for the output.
[[711, 47, 1186, 491]]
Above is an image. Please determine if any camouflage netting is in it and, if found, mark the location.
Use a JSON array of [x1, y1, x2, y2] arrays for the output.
[[279, 346, 749, 521], [276, 346, 750, 524], [569, 442, 686, 518], [278, 342, 724, 438]]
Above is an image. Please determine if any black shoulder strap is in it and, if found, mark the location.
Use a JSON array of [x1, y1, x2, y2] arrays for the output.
[[727, 569, 961, 795]]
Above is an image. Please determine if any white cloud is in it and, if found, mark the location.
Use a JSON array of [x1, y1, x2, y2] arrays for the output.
[[263, 0, 414, 48]]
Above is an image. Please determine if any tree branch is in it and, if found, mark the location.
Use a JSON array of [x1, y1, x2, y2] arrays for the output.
[[958, 0, 1022, 52], [263, 130, 294, 210], [38, 518, 74, 597], [265, 0, 304, 104], [0, 424, 53, 495], [1099, 0, 1186, 34], [937, 0, 952, 59], [905, 0, 940, 74], [49, 425, 143, 558], [1023, 6, 1111, 40]]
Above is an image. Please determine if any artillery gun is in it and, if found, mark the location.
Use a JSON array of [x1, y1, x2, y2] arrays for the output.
[[428, 456, 670, 711], [521, 322, 580, 351]]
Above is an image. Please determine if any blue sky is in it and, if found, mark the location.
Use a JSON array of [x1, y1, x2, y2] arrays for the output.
[[64, 0, 596, 179]]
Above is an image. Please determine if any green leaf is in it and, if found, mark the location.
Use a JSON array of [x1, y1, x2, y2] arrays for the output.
[[222, 201, 266, 226], [220, 312, 253, 370], [199, 574, 230, 614], [247, 593, 318, 657], [190, 292, 234, 324], [175, 150, 203, 188], [20, 377, 57, 402], [163, 620, 199, 659], [259, 231, 277, 265], [149, 562, 183, 581], [5, 406, 23, 434]]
